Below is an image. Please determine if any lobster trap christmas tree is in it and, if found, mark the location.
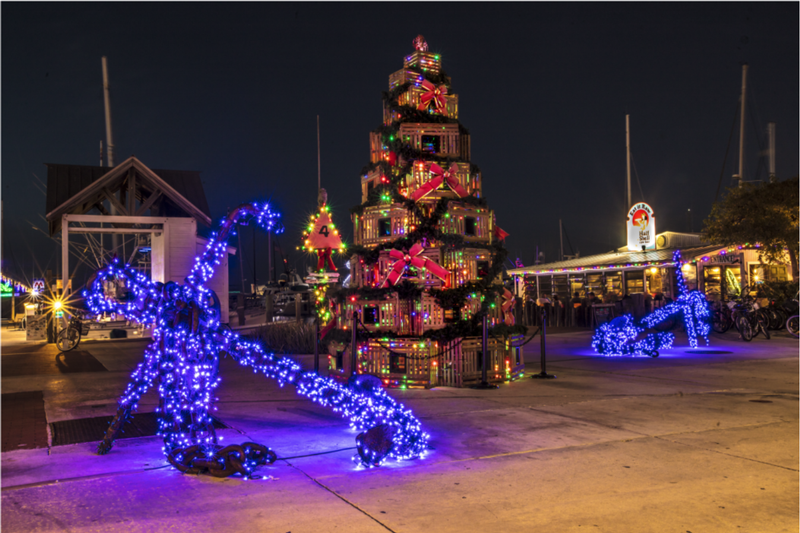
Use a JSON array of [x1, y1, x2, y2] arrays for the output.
[[328, 36, 525, 388]]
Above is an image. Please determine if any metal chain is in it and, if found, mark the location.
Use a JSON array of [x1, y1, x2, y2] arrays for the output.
[[167, 442, 276, 478]]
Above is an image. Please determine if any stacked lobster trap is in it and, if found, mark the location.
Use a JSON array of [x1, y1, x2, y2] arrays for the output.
[[326, 36, 523, 389]]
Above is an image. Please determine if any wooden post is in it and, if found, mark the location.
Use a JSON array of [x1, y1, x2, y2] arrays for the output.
[[350, 311, 358, 377], [264, 290, 273, 324]]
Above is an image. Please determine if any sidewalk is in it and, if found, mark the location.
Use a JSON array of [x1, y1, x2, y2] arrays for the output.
[[1, 329, 798, 532]]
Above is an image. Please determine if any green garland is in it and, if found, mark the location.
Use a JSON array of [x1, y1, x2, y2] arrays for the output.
[[334, 61, 511, 348]]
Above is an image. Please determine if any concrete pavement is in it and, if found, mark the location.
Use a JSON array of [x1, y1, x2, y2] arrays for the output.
[[1, 328, 797, 532]]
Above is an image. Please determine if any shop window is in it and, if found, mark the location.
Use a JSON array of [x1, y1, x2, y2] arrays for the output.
[[750, 264, 787, 284], [464, 217, 476, 236], [660, 268, 674, 300], [378, 218, 391, 237], [569, 275, 585, 298], [477, 261, 490, 278], [524, 276, 538, 302], [421, 135, 440, 154], [363, 305, 378, 325], [626, 270, 644, 294], [539, 276, 553, 297], [681, 264, 698, 291], [703, 266, 722, 299], [553, 275, 570, 300], [604, 272, 622, 300]]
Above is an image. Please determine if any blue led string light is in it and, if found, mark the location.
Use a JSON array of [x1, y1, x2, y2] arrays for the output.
[[592, 250, 711, 357], [85, 201, 429, 477]]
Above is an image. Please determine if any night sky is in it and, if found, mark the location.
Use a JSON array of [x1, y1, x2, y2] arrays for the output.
[[2, 3, 798, 289]]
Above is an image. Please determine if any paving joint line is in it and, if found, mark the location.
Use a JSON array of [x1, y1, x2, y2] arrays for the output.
[[652, 433, 800, 472], [430, 419, 796, 467], [283, 459, 398, 533]]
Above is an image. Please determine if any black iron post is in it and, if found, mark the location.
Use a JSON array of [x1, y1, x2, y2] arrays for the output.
[[532, 304, 556, 379], [471, 313, 499, 389], [314, 317, 320, 373], [350, 311, 358, 377]]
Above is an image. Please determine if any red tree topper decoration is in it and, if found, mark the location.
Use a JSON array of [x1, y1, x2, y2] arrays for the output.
[[380, 243, 450, 288], [417, 80, 447, 113], [411, 163, 469, 201]]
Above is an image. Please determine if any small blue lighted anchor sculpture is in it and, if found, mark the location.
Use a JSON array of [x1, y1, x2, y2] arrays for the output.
[[86, 202, 429, 478], [592, 251, 711, 357]]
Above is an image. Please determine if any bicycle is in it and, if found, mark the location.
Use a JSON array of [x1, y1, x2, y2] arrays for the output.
[[708, 299, 733, 334], [786, 296, 799, 339], [56, 311, 87, 352], [730, 285, 770, 342]]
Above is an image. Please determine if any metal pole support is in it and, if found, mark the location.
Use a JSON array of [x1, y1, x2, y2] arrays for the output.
[[350, 311, 359, 377], [314, 317, 320, 373], [471, 313, 499, 390], [533, 305, 556, 379]]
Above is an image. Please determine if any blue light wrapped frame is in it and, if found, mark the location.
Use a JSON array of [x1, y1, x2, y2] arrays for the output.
[[592, 251, 711, 357], [85, 202, 429, 477]]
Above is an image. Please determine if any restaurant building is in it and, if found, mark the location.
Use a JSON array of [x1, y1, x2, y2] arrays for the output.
[[509, 230, 794, 307]]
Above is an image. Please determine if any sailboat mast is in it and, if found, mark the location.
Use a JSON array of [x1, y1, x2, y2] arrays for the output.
[[626, 114, 632, 207], [737, 64, 748, 188]]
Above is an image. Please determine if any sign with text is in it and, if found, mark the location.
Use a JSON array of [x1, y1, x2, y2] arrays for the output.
[[627, 202, 656, 251]]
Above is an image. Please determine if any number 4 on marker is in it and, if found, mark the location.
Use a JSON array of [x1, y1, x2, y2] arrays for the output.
[[318, 225, 329, 237]]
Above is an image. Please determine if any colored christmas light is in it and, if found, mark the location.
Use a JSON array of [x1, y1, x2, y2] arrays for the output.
[[85, 201, 428, 476]]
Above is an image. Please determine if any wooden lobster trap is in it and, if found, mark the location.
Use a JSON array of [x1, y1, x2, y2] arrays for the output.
[[398, 123, 468, 160], [366, 248, 448, 290], [383, 88, 458, 124], [403, 50, 442, 75], [388, 68, 426, 90], [328, 328, 524, 389], [443, 247, 494, 287], [440, 335, 525, 388], [439, 204, 493, 244], [406, 161, 480, 200], [336, 291, 445, 337], [353, 206, 419, 246]]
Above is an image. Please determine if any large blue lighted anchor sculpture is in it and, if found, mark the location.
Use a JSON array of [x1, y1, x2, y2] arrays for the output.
[[85, 202, 429, 478], [592, 251, 711, 357]]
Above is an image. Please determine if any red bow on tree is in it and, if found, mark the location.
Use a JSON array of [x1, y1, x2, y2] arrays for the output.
[[317, 247, 335, 271], [501, 289, 516, 326], [417, 80, 447, 113], [380, 243, 450, 288], [411, 163, 469, 201]]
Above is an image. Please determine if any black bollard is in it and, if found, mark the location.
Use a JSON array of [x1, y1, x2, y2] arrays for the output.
[[350, 311, 359, 377], [314, 317, 320, 373], [471, 313, 499, 390], [532, 303, 556, 379]]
